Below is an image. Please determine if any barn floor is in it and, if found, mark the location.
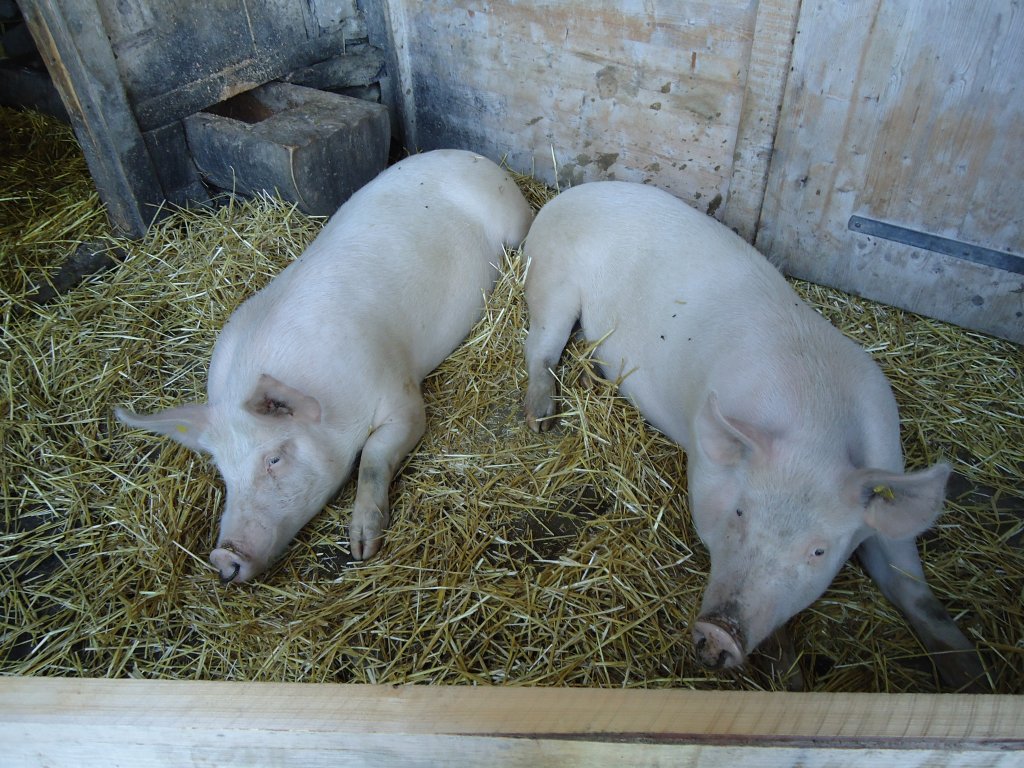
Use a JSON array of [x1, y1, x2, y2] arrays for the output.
[[1, 107, 1022, 694]]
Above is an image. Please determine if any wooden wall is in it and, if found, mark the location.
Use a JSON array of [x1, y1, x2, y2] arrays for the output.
[[20, 0, 1022, 332], [382, 0, 797, 238], [758, 2, 1024, 342], [379, 0, 1023, 341], [20, 0, 371, 236]]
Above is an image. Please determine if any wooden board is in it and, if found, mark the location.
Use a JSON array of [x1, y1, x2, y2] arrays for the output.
[[384, 0, 782, 233], [722, 0, 800, 241], [1, 678, 1022, 767], [99, 0, 362, 130], [757, 1, 1024, 342]]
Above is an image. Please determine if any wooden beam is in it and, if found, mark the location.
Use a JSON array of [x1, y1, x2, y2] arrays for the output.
[[20, 0, 166, 237], [724, 0, 801, 241], [1, 678, 1020, 767]]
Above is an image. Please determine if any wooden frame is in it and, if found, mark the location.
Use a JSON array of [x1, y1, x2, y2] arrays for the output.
[[18, 0, 377, 238], [1, 678, 1021, 766]]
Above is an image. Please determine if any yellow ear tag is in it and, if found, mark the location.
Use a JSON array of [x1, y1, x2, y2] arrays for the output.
[[872, 484, 895, 501], [176, 424, 189, 434]]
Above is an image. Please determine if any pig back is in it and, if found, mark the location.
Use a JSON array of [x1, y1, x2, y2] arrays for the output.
[[209, 150, 532, 402], [527, 181, 900, 463]]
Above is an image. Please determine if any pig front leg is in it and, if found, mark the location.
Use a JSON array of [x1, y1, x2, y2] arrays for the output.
[[349, 381, 427, 560], [524, 300, 579, 433], [857, 534, 987, 691]]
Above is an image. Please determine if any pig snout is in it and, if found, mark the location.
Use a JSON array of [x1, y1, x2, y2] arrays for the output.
[[693, 615, 745, 669], [210, 545, 258, 585]]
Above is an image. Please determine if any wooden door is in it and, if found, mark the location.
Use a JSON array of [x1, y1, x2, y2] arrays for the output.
[[757, 1, 1023, 343]]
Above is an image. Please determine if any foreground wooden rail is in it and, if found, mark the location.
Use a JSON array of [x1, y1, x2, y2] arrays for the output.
[[1, 678, 1021, 766]]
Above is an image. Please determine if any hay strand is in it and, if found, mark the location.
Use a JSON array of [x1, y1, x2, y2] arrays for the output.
[[2, 106, 1021, 693]]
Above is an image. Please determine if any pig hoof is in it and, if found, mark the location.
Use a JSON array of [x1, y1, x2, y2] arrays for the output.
[[219, 562, 241, 585], [693, 618, 744, 670], [524, 385, 556, 433], [525, 408, 556, 433], [349, 516, 385, 561], [350, 536, 382, 561]]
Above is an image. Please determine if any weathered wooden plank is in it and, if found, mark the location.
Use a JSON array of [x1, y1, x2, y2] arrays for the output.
[[387, 1, 758, 215], [87, 0, 364, 131], [361, 0, 408, 145], [132, 29, 366, 131], [855, 4, 1023, 254], [283, 43, 387, 91], [757, 1, 1024, 342], [19, 0, 166, 237], [723, 0, 800, 240]]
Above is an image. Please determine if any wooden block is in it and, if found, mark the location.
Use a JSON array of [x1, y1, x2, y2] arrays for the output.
[[0, 0, 19, 22], [184, 82, 390, 216], [1, 20, 37, 59], [141, 121, 210, 209]]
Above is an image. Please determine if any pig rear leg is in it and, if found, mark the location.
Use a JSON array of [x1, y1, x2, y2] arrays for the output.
[[857, 534, 987, 691], [349, 381, 427, 560], [524, 297, 579, 433]]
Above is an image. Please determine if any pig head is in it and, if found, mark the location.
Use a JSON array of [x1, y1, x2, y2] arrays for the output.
[[116, 373, 347, 583], [688, 393, 952, 672]]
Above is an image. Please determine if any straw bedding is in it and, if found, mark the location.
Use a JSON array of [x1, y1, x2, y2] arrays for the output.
[[2, 107, 1021, 693]]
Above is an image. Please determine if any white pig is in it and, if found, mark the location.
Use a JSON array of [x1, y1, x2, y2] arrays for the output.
[[522, 181, 984, 690], [117, 149, 533, 584]]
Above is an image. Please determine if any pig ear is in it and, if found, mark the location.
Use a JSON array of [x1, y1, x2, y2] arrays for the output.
[[695, 392, 772, 467], [115, 404, 211, 453], [853, 462, 951, 540], [245, 374, 322, 424]]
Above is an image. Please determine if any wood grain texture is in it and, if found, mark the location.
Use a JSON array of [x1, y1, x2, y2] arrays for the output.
[[723, 0, 800, 241], [386, 0, 764, 227], [20, 0, 165, 237], [758, 1, 1024, 341], [1, 678, 1022, 766]]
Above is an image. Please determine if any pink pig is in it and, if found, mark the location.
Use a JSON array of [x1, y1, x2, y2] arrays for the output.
[[117, 150, 532, 583], [522, 181, 984, 690]]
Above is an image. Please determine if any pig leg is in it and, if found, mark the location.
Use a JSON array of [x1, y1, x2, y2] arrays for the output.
[[753, 624, 806, 691], [524, 297, 579, 433], [857, 534, 987, 691], [349, 380, 427, 560]]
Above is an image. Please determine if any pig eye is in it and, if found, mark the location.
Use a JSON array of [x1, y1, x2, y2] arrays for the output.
[[267, 455, 282, 469], [812, 547, 825, 557], [735, 509, 743, 517]]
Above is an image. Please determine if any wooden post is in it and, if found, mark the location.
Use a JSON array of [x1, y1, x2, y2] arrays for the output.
[[725, 0, 801, 242], [1, 678, 1021, 767], [20, 0, 166, 238]]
